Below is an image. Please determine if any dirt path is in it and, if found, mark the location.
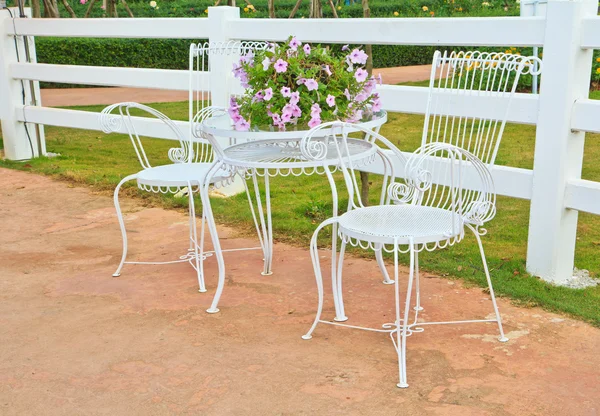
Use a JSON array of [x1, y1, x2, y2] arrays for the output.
[[1, 168, 598, 415], [39, 65, 433, 107]]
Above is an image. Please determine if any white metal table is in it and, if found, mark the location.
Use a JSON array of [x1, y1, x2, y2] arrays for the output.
[[197, 111, 388, 315]]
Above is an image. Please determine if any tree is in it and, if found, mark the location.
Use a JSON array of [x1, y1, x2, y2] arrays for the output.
[[288, 0, 338, 18]]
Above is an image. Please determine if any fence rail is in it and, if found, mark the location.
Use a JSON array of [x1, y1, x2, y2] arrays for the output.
[[1, 3, 599, 284]]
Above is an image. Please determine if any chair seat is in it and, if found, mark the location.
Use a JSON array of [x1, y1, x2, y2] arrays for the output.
[[338, 205, 464, 245], [136, 163, 232, 188]]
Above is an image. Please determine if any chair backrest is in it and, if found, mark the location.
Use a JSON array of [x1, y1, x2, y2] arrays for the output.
[[99, 102, 189, 170], [412, 50, 541, 224], [189, 41, 269, 160]]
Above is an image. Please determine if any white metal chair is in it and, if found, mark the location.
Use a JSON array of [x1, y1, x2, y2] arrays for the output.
[[301, 50, 542, 388], [99, 41, 267, 296]]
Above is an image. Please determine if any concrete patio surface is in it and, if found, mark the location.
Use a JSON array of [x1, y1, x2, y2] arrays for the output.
[[39, 65, 433, 107], [1, 168, 599, 416]]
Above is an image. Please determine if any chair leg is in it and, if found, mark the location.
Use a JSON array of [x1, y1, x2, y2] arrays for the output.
[[303, 218, 339, 340], [333, 238, 348, 322], [188, 186, 194, 252], [187, 181, 206, 293], [395, 237, 415, 388], [469, 225, 508, 342], [251, 172, 272, 276], [112, 174, 137, 277], [413, 251, 423, 312], [243, 177, 266, 262], [375, 245, 394, 285], [202, 163, 226, 314]]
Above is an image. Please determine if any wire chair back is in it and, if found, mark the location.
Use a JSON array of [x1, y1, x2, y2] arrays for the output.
[[189, 41, 269, 160], [412, 50, 542, 225], [99, 102, 189, 169]]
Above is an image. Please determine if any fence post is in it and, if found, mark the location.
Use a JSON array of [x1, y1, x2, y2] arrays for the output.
[[526, 0, 596, 283], [0, 8, 44, 160], [206, 6, 246, 197]]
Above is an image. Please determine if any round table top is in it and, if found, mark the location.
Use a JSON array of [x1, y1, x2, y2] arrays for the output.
[[199, 111, 387, 170], [199, 111, 387, 142]]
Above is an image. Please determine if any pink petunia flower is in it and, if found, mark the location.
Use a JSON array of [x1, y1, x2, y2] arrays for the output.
[[281, 112, 292, 123], [281, 87, 292, 97], [291, 105, 302, 118], [355, 92, 368, 102], [326, 94, 336, 107], [262, 57, 271, 71], [289, 37, 301, 51], [264, 87, 273, 101], [342, 44, 349, 51], [354, 68, 368, 82], [80, 0, 87, 4], [323, 65, 332, 76], [304, 79, 319, 91], [303, 44, 311, 55], [349, 48, 368, 65], [308, 117, 322, 128], [372, 98, 382, 112], [274, 59, 288, 73], [289, 91, 300, 105], [235, 118, 250, 131], [344, 88, 351, 100]]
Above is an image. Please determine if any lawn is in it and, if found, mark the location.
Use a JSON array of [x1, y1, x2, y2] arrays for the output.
[[1, 95, 600, 327]]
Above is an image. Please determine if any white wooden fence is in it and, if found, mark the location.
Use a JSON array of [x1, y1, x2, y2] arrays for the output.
[[1, 2, 599, 284]]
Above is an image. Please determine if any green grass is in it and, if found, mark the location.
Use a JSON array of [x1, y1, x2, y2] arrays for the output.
[[1, 99, 600, 327]]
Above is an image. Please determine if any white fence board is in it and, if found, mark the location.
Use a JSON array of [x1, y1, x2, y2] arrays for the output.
[[581, 16, 600, 49], [8, 17, 209, 39], [11, 63, 208, 91], [378, 85, 539, 125], [571, 99, 600, 133], [565, 179, 600, 215], [229, 17, 546, 46]]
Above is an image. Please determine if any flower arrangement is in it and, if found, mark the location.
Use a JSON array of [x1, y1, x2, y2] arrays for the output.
[[229, 37, 381, 131]]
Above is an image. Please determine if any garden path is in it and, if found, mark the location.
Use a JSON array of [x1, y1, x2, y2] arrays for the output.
[[1, 167, 599, 415]]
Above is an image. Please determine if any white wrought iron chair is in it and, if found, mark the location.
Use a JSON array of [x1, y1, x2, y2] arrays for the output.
[[99, 41, 267, 296], [300, 50, 542, 388]]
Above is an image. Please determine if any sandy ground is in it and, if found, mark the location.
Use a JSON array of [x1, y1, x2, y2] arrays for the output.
[[0, 167, 599, 415]]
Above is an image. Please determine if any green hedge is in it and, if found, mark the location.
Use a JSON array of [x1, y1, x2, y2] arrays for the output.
[[35, 37, 448, 87]]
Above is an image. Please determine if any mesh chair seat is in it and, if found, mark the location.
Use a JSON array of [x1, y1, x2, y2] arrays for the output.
[[136, 163, 232, 188], [338, 204, 463, 245]]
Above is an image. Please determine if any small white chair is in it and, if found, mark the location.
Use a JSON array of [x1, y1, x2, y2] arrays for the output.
[[99, 102, 232, 292], [301, 50, 542, 388], [99, 41, 267, 296]]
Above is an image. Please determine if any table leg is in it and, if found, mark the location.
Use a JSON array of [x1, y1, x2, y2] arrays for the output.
[[251, 171, 273, 276], [324, 166, 348, 322]]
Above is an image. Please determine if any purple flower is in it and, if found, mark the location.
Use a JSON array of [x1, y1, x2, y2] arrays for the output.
[[235, 118, 250, 131], [271, 113, 281, 123], [262, 57, 271, 71], [231, 113, 243, 124], [310, 103, 321, 118], [289, 37, 301, 51], [344, 88, 351, 100], [326, 94, 336, 107], [308, 117, 322, 128], [253, 90, 264, 102], [342, 44, 349, 51], [274, 59, 288, 73], [304, 79, 319, 91], [364, 78, 377, 94], [372, 98, 382, 112], [291, 105, 302, 118], [296, 78, 306, 85], [281, 87, 292, 97], [355, 92, 368, 102], [323, 65, 332, 76], [289, 91, 300, 105], [354, 68, 368, 82], [228, 106, 239, 117], [349, 48, 368, 65], [281, 112, 292, 122], [303, 44, 311, 55], [264, 87, 273, 101]]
